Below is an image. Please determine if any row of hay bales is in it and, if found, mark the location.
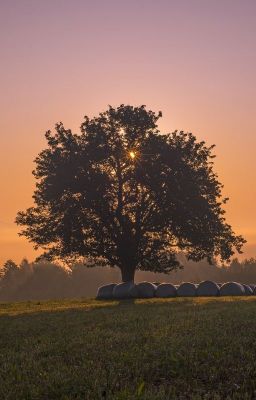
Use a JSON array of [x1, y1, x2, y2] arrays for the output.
[[97, 280, 256, 300]]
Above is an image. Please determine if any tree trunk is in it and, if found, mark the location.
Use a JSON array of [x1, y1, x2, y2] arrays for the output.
[[120, 266, 136, 283]]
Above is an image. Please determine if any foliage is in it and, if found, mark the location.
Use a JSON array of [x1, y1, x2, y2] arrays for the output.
[[0, 259, 19, 283], [2, 257, 256, 302], [1, 298, 256, 399], [16, 105, 245, 281], [1, 259, 18, 275]]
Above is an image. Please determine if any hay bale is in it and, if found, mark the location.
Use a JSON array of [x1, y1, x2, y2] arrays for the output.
[[96, 283, 116, 299], [243, 284, 253, 295], [197, 281, 219, 297], [177, 282, 197, 297], [113, 281, 138, 299], [219, 282, 245, 296], [155, 283, 177, 298], [137, 282, 156, 298]]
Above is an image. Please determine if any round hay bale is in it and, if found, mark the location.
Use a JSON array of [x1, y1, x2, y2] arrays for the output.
[[197, 281, 220, 297], [96, 283, 116, 299], [243, 284, 253, 295], [177, 282, 197, 297], [155, 283, 177, 298], [113, 281, 138, 299], [136, 282, 156, 298], [219, 282, 245, 296]]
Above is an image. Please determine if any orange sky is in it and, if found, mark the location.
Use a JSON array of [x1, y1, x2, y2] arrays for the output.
[[1, 0, 256, 264]]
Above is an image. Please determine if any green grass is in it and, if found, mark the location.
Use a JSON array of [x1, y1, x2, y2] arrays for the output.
[[1, 297, 256, 400]]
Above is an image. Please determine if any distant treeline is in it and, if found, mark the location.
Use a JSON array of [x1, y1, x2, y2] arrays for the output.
[[1, 256, 256, 301]]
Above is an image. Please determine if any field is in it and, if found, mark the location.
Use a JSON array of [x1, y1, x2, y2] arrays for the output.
[[1, 298, 256, 400]]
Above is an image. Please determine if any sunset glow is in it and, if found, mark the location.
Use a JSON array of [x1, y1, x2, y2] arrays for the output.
[[129, 151, 136, 160], [1, 0, 256, 263]]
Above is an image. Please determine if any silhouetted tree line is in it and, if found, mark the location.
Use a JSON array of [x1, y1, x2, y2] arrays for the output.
[[1, 256, 256, 301]]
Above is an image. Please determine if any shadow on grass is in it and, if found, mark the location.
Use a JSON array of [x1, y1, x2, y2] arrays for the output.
[[0, 296, 256, 319]]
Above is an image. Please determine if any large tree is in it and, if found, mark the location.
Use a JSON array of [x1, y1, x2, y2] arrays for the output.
[[16, 105, 245, 282]]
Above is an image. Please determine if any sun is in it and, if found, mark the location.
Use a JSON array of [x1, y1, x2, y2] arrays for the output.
[[129, 151, 136, 160]]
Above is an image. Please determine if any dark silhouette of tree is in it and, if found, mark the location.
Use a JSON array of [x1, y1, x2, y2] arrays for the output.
[[2, 256, 256, 302], [1, 259, 18, 278], [0, 259, 21, 298], [16, 105, 245, 282]]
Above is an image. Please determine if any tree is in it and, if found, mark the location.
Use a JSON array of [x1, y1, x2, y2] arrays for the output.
[[0, 259, 18, 279], [0, 260, 21, 296], [16, 104, 245, 282]]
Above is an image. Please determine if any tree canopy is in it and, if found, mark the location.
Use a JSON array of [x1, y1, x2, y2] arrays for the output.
[[16, 105, 245, 281]]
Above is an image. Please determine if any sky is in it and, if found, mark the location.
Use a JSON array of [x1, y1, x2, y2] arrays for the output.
[[0, 0, 256, 264]]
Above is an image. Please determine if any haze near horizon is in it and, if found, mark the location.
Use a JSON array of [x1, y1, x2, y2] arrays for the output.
[[1, 0, 256, 264]]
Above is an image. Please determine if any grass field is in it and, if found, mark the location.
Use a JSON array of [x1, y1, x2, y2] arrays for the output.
[[1, 297, 256, 400]]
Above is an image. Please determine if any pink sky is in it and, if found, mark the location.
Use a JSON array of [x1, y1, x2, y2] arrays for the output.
[[1, 0, 256, 264]]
